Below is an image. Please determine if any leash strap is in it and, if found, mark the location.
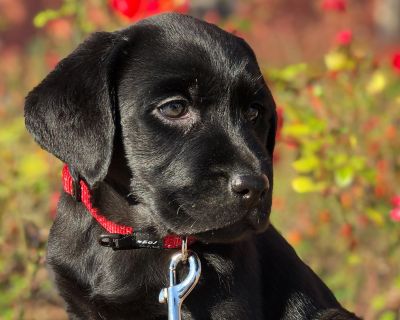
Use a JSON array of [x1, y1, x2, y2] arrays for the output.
[[62, 165, 195, 250]]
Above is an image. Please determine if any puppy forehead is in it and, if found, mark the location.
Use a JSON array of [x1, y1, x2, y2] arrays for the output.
[[121, 14, 262, 90]]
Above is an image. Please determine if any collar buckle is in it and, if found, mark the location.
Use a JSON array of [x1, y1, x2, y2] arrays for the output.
[[98, 233, 164, 250], [98, 234, 123, 249]]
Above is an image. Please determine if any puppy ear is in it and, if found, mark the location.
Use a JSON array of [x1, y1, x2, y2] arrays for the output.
[[25, 32, 127, 186]]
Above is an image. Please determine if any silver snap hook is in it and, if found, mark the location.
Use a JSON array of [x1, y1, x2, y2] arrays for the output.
[[159, 251, 201, 320]]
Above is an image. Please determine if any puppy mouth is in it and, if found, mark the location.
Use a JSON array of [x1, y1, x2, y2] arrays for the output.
[[164, 206, 271, 244], [192, 221, 258, 243], [194, 211, 270, 243]]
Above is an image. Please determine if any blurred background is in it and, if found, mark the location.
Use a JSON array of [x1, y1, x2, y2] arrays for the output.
[[0, 0, 399, 319]]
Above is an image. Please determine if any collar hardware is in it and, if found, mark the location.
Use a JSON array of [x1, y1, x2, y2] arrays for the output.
[[99, 233, 163, 250], [61, 165, 195, 250]]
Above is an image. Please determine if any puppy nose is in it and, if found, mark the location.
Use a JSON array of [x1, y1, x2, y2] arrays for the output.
[[230, 174, 269, 207]]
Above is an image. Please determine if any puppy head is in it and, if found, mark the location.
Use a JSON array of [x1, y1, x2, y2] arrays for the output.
[[25, 14, 277, 243]]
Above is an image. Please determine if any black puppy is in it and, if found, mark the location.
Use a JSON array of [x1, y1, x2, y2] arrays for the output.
[[25, 13, 359, 319]]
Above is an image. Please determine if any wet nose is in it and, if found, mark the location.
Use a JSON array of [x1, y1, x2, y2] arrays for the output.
[[230, 174, 269, 207]]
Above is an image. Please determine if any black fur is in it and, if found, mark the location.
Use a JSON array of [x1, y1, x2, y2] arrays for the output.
[[24, 13, 360, 319]]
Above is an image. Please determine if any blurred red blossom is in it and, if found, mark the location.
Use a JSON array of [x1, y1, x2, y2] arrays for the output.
[[391, 52, 400, 73], [390, 207, 400, 222], [321, 0, 347, 12], [390, 195, 400, 222], [87, 6, 109, 26], [340, 223, 353, 238], [392, 195, 400, 207], [273, 151, 280, 164], [319, 210, 331, 223], [362, 116, 379, 132], [385, 125, 396, 140], [110, 0, 189, 20], [110, 0, 140, 18], [46, 18, 73, 40], [335, 29, 352, 46], [203, 10, 220, 24], [45, 52, 60, 69]]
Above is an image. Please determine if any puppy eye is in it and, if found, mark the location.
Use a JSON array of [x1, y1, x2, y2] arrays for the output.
[[244, 103, 262, 123], [157, 99, 189, 119]]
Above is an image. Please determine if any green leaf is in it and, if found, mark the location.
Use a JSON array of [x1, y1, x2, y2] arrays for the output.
[[367, 71, 387, 94], [0, 118, 24, 146], [268, 63, 307, 82], [18, 153, 49, 185], [350, 156, 366, 171], [361, 169, 376, 183], [312, 84, 324, 97], [302, 140, 323, 154], [324, 51, 355, 71], [347, 254, 361, 265], [349, 135, 358, 148], [33, 10, 60, 28], [292, 156, 320, 173], [292, 177, 326, 193], [280, 63, 308, 81], [233, 18, 252, 32], [0, 184, 11, 200], [394, 275, 400, 289], [366, 208, 384, 226], [307, 118, 326, 134], [333, 153, 348, 167], [372, 295, 385, 311], [379, 311, 396, 320], [283, 124, 311, 137], [0, 309, 14, 320], [334, 166, 354, 188]]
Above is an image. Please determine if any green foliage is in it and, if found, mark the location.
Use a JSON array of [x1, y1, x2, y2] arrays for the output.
[[33, 0, 77, 28], [1, 0, 399, 318], [269, 40, 400, 317], [379, 311, 397, 320]]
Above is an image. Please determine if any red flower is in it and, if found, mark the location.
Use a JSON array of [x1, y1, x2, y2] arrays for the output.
[[273, 151, 280, 164], [392, 52, 400, 73], [390, 207, 400, 222], [392, 195, 400, 207], [322, 0, 346, 12], [110, 0, 140, 18], [45, 52, 60, 70], [340, 223, 352, 238], [335, 29, 352, 46], [110, 0, 189, 21]]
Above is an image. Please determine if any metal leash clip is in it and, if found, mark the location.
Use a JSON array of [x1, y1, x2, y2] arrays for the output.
[[159, 238, 201, 320]]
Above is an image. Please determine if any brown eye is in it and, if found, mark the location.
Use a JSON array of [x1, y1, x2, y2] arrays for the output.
[[158, 100, 189, 119], [244, 104, 261, 123]]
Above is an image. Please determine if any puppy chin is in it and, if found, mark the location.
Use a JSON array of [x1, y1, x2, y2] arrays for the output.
[[148, 202, 271, 243], [191, 210, 271, 244]]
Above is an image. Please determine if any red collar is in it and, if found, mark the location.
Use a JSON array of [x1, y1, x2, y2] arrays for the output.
[[62, 165, 195, 250]]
